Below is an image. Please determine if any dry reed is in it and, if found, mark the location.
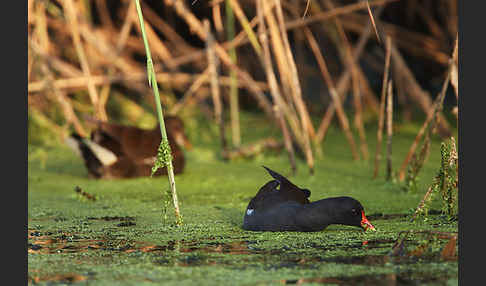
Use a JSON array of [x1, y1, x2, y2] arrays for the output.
[[386, 80, 393, 181], [373, 36, 392, 179], [27, 0, 457, 176]]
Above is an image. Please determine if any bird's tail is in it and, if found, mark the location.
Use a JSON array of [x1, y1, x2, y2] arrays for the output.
[[66, 133, 118, 170], [262, 165, 288, 184], [262, 165, 311, 198]]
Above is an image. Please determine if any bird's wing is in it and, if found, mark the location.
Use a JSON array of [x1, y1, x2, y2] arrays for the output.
[[262, 166, 311, 204], [247, 180, 281, 211]]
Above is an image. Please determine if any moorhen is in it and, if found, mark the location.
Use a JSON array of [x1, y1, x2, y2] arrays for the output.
[[242, 166, 376, 232], [66, 115, 191, 179]]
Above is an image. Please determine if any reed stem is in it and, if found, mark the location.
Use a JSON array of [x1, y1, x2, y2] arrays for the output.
[[226, 0, 241, 148], [386, 81, 393, 181], [134, 0, 182, 225]]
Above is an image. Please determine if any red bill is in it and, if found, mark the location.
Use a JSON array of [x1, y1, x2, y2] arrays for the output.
[[361, 210, 376, 231]]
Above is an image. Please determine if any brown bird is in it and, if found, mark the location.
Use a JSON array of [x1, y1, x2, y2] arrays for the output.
[[67, 116, 192, 179]]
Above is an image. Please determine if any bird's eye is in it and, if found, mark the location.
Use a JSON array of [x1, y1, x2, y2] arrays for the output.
[[351, 208, 358, 215]]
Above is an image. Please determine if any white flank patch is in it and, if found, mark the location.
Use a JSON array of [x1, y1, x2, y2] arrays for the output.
[[64, 137, 82, 157], [82, 139, 118, 166], [246, 209, 254, 216]]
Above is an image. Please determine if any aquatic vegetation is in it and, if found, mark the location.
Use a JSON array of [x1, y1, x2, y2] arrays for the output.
[[28, 119, 457, 285], [412, 137, 458, 221]]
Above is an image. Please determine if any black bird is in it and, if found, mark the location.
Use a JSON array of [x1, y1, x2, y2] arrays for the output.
[[242, 166, 376, 232], [66, 116, 191, 179]]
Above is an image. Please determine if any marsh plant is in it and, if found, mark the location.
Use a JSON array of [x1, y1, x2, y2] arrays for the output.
[[404, 130, 431, 193], [151, 139, 173, 176], [437, 138, 458, 218], [134, 0, 182, 225], [412, 137, 458, 220]]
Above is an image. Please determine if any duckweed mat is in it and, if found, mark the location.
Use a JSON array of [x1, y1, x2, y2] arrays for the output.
[[28, 116, 458, 285]]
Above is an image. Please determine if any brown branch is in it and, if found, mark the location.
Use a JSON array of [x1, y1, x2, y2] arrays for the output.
[[116, 0, 136, 53], [386, 80, 393, 181], [39, 63, 87, 137], [389, 42, 451, 138], [94, 0, 115, 30], [397, 64, 452, 182], [303, 27, 359, 160], [285, 0, 397, 30], [365, 0, 381, 43], [259, 4, 303, 152], [274, 0, 315, 172], [28, 71, 268, 94], [374, 36, 392, 179], [450, 34, 459, 100], [229, 0, 262, 55], [167, 0, 392, 70], [169, 68, 210, 115], [62, 0, 105, 121], [222, 138, 283, 160], [205, 20, 228, 157], [99, 0, 138, 121], [315, 6, 384, 145], [29, 36, 87, 137], [140, 0, 197, 55], [257, 0, 297, 175], [226, 0, 240, 148], [34, 1, 50, 54], [319, 0, 370, 160], [340, 13, 450, 65], [164, 0, 274, 119], [28, 0, 34, 25], [131, 10, 175, 69], [212, 1, 224, 38]]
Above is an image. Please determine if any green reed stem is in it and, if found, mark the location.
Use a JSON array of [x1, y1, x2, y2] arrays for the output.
[[134, 0, 182, 225], [226, 0, 240, 147]]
